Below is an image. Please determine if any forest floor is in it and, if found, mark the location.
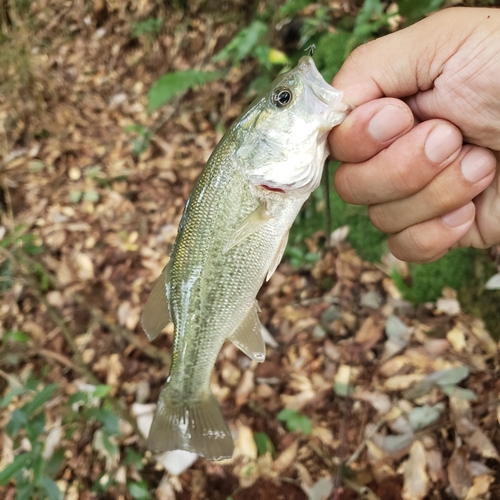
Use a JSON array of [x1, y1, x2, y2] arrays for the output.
[[0, 1, 499, 499]]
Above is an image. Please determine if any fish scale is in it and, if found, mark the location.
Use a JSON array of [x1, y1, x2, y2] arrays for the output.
[[141, 56, 347, 460]]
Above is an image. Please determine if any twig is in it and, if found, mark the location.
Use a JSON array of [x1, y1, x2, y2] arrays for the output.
[[323, 162, 332, 249], [308, 442, 381, 500], [345, 417, 386, 467], [0, 369, 23, 387]]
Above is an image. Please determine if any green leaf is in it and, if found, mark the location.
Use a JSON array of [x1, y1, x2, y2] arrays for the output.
[[277, 409, 297, 422], [398, 0, 446, 25], [131, 18, 163, 38], [26, 411, 46, 444], [15, 481, 35, 500], [69, 190, 83, 203], [88, 408, 120, 435], [148, 70, 223, 113], [44, 448, 65, 478], [21, 384, 58, 418], [3, 330, 30, 344], [83, 190, 100, 203], [1, 386, 28, 408], [31, 452, 44, 484], [6, 409, 27, 437], [277, 409, 311, 435], [278, 0, 310, 17], [41, 477, 63, 500], [427, 366, 469, 387], [253, 432, 275, 456], [440, 384, 477, 401], [92, 472, 114, 492], [92, 385, 112, 399], [93, 429, 119, 458], [128, 481, 152, 500], [0, 453, 31, 486], [124, 448, 145, 470], [213, 20, 267, 64], [67, 391, 89, 407]]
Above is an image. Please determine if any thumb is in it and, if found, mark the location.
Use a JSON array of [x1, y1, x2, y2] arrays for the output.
[[333, 8, 476, 107]]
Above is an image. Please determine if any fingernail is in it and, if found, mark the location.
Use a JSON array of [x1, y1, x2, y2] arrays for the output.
[[442, 203, 474, 228], [424, 125, 462, 164], [367, 104, 412, 142], [461, 148, 495, 183]]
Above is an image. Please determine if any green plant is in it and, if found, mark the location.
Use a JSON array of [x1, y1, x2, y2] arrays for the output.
[[277, 408, 311, 435], [0, 226, 45, 292], [253, 431, 275, 456], [0, 377, 63, 500], [124, 124, 153, 156], [0, 374, 140, 499], [131, 17, 163, 38], [147, 69, 224, 113]]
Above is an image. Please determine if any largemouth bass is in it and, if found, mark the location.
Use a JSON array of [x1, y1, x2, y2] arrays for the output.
[[141, 56, 347, 460]]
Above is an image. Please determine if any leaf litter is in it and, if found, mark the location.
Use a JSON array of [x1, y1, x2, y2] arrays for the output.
[[0, 1, 499, 499]]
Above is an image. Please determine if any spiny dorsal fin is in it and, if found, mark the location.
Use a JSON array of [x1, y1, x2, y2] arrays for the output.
[[141, 265, 171, 341], [228, 303, 265, 362], [222, 202, 272, 254], [266, 230, 289, 282]]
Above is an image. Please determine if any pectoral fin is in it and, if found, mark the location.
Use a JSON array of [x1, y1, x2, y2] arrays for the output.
[[223, 202, 272, 254], [141, 265, 171, 341], [228, 303, 265, 362], [266, 230, 289, 282]]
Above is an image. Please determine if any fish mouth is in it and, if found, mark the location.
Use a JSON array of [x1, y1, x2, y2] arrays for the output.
[[297, 56, 348, 130]]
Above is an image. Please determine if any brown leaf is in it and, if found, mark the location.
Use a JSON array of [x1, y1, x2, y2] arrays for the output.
[[448, 445, 472, 499], [272, 440, 298, 473], [402, 441, 430, 500], [456, 417, 500, 460], [235, 368, 255, 407], [355, 316, 384, 350]]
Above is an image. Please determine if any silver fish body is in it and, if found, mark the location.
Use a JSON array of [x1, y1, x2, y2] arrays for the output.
[[142, 57, 347, 460]]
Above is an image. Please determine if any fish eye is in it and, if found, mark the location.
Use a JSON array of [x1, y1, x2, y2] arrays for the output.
[[271, 87, 293, 108]]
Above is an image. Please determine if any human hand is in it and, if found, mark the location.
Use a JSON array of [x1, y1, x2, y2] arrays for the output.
[[328, 7, 500, 263]]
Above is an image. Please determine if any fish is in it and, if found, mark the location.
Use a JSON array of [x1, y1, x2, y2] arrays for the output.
[[141, 56, 347, 460]]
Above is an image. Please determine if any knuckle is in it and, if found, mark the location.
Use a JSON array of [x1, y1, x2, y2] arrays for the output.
[[431, 187, 456, 214], [401, 226, 437, 260], [368, 205, 393, 233], [334, 166, 359, 204]]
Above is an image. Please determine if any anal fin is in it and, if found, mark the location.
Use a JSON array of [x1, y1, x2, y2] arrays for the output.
[[223, 202, 272, 254], [141, 265, 171, 341], [148, 388, 233, 461], [228, 303, 266, 362], [266, 230, 289, 282]]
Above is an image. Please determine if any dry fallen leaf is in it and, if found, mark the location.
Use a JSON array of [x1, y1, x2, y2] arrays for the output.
[[448, 445, 472, 499], [402, 440, 429, 499], [272, 441, 299, 474], [355, 316, 384, 350], [464, 474, 495, 500], [456, 417, 500, 461]]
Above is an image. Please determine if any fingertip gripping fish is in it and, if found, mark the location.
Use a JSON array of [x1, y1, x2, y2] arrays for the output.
[[142, 56, 347, 460]]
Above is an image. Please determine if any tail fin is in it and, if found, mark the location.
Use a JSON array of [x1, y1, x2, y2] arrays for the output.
[[147, 389, 234, 461]]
